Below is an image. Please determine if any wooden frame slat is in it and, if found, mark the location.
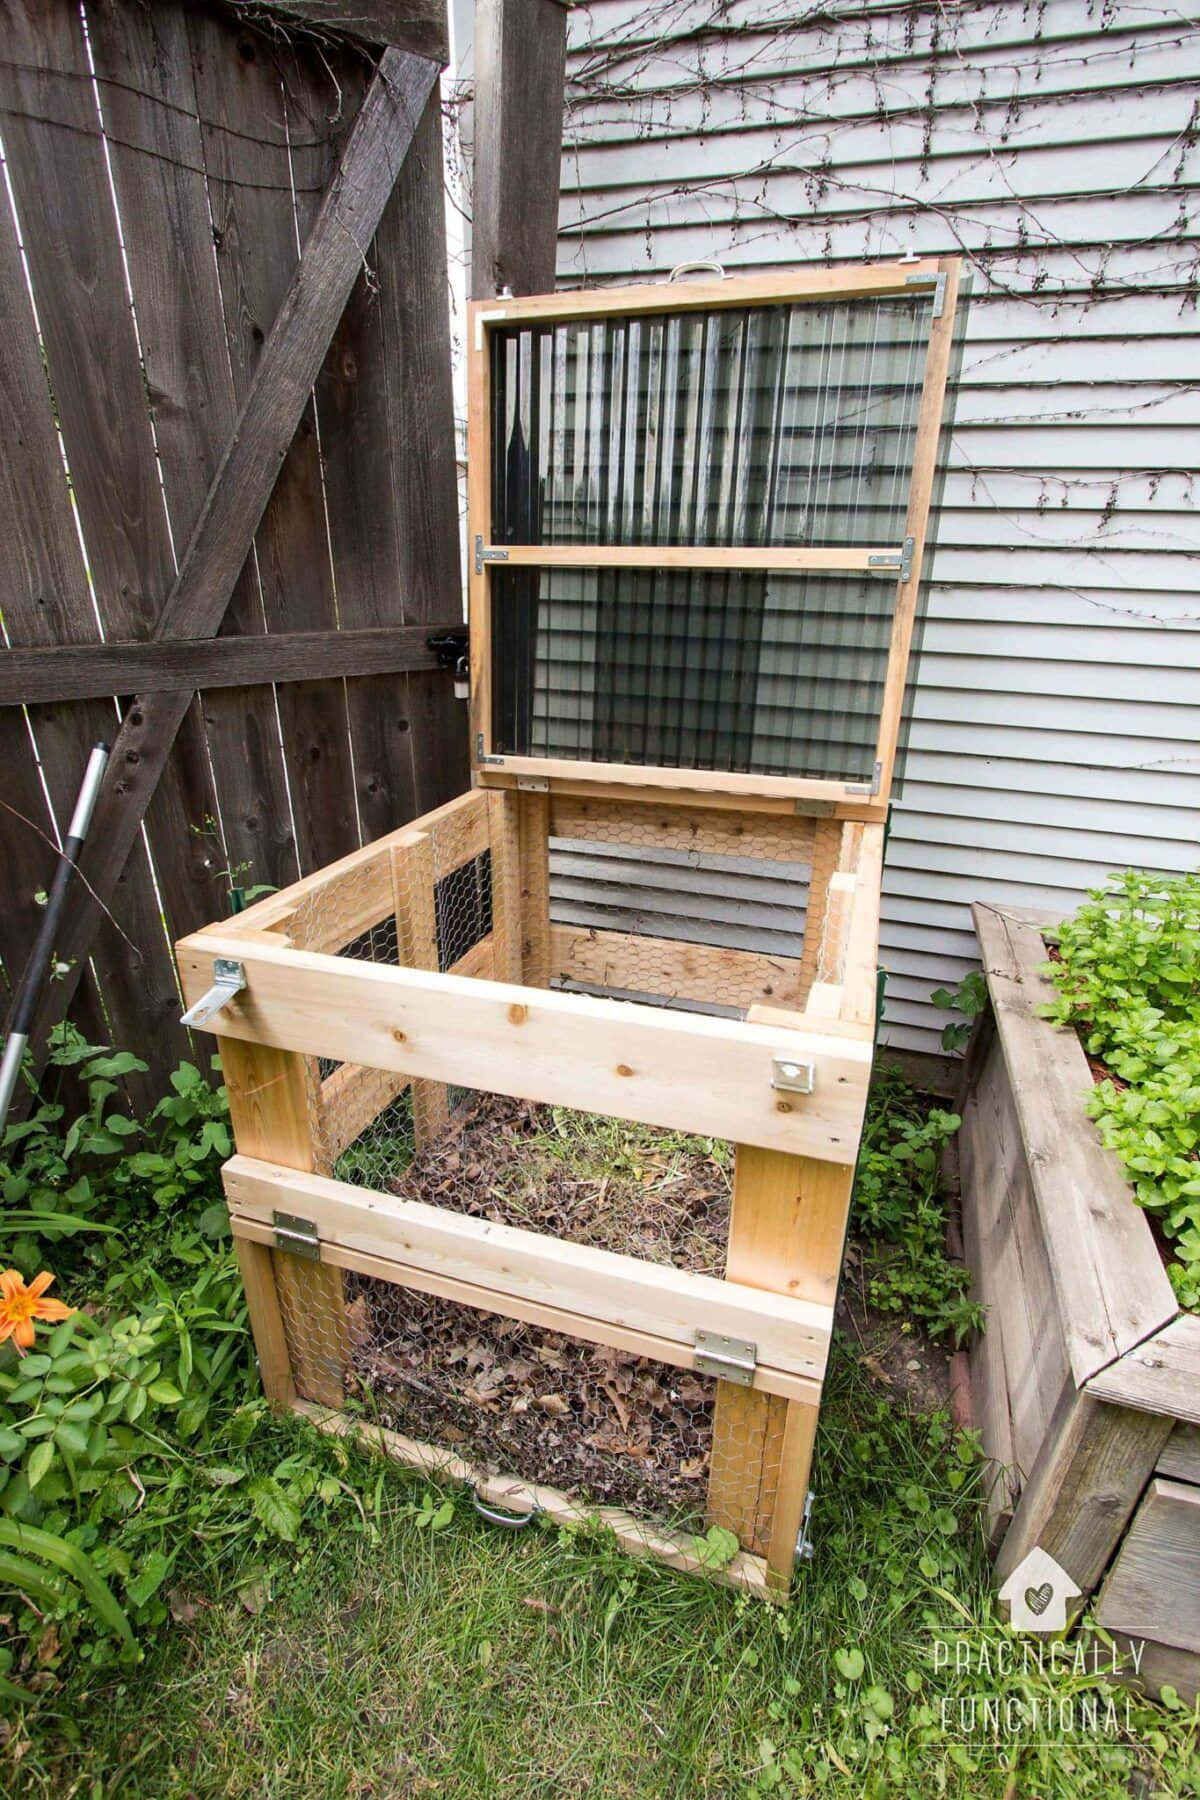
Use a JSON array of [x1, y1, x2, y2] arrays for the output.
[[297, 1402, 771, 1595], [178, 928, 873, 1161], [471, 261, 945, 330], [223, 1155, 832, 1403], [486, 545, 902, 571]]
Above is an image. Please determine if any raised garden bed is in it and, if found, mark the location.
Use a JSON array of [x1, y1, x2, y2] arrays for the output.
[[960, 903, 1200, 1702]]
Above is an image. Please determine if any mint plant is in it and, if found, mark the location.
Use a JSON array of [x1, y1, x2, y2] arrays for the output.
[[1042, 868, 1200, 1311]]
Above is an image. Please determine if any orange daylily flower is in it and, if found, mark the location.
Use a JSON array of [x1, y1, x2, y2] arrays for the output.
[[0, 1269, 75, 1355]]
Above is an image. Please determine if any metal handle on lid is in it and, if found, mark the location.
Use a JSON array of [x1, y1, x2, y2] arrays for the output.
[[471, 1488, 540, 1530], [667, 260, 725, 282]]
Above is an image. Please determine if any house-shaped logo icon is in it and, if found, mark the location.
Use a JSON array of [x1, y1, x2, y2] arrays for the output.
[[998, 1546, 1082, 1633]]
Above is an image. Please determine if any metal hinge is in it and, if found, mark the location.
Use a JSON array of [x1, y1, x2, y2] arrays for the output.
[[795, 1489, 816, 1563], [273, 1211, 320, 1260], [771, 1055, 816, 1095], [844, 759, 883, 798], [905, 269, 947, 317], [180, 957, 245, 1029], [516, 776, 549, 792], [867, 536, 915, 583], [474, 535, 510, 575], [694, 1330, 757, 1387], [475, 732, 505, 766]]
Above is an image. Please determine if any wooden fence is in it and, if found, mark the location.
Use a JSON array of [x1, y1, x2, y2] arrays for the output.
[[0, 0, 467, 1108]]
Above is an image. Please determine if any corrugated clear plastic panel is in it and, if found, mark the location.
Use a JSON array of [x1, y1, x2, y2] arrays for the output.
[[490, 294, 932, 548], [491, 568, 896, 785]]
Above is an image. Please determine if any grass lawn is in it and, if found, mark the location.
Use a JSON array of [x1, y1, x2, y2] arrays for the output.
[[6, 1343, 1197, 1800]]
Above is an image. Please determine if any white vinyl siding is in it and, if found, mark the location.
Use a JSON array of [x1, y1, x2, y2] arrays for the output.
[[553, 0, 1200, 1054]]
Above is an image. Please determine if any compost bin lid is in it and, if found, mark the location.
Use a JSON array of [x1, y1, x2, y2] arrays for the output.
[[467, 258, 960, 814]]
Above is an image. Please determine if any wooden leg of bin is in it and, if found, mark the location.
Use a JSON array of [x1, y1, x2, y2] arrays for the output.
[[220, 1036, 350, 1409], [234, 1235, 296, 1411], [797, 818, 841, 998], [517, 790, 551, 986], [487, 789, 525, 983], [708, 1148, 854, 1580], [766, 1401, 820, 1593], [391, 834, 450, 1146]]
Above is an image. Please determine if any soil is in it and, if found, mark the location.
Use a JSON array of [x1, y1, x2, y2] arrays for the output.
[[341, 1092, 953, 1522]]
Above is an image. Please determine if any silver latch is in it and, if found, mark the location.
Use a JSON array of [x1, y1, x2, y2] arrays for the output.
[[795, 1489, 816, 1562], [273, 1212, 320, 1260], [771, 1055, 816, 1095], [474, 535, 511, 575], [180, 958, 245, 1029], [694, 1330, 757, 1386]]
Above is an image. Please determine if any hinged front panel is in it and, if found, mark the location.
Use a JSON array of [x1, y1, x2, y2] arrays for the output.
[[468, 261, 960, 809]]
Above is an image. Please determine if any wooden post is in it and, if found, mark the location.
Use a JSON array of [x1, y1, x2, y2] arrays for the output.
[[708, 1146, 855, 1593], [220, 1035, 349, 1409], [391, 833, 450, 1144], [471, 0, 567, 300], [486, 789, 525, 983], [517, 789, 551, 986], [797, 818, 841, 1002]]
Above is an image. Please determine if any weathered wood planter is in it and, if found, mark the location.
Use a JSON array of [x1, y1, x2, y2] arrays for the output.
[[961, 904, 1200, 1699]]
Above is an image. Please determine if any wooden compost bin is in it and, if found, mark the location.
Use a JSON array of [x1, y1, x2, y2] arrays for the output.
[[176, 259, 960, 1596], [961, 904, 1200, 1697]]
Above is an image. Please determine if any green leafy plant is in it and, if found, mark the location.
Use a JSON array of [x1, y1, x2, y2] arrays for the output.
[[930, 971, 988, 1052], [2, 1029, 231, 1278], [1042, 868, 1200, 1310], [851, 1070, 980, 1345]]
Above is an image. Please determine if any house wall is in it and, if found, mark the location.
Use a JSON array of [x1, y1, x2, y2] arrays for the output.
[[552, 0, 1200, 1054]]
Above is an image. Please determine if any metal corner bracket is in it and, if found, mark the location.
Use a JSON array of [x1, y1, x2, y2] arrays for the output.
[[474, 535, 510, 575], [843, 759, 883, 798], [180, 957, 245, 1029], [475, 732, 504, 766], [904, 269, 947, 317], [867, 535, 915, 583]]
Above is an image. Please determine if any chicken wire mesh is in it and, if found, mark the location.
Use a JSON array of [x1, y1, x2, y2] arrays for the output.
[[549, 808, 839, 1017], [270, 1251, 788, 1552]]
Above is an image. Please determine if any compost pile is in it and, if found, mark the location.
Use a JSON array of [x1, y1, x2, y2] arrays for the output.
[[344, 1093, 733, 1520]]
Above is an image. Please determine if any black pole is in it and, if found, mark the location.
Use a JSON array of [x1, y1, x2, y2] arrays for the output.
[[0, 742, 110, 1132]]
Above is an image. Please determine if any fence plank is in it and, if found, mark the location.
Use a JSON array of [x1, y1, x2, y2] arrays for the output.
[[0, 183, 109, 1056], [318, 74, 466, 839], [186, 5, 309, 897], [250, 31, 362, 877]]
